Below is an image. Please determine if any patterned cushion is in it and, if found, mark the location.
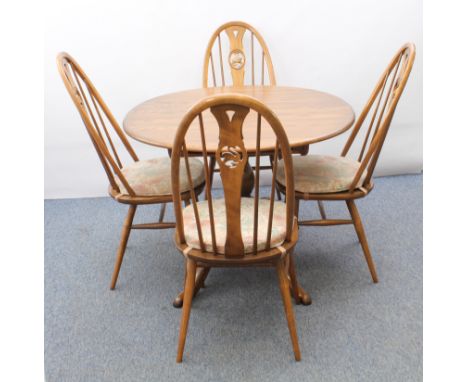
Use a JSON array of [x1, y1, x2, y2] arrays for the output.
[[116, 157, 204, 196], [182, 197, 287, 254], [277, 155, 366, 194]]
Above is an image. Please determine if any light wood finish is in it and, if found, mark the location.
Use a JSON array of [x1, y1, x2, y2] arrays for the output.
[[202, 21, 276, 88], [176, 258, 196, 363], [172, 94, 302, 362], [276, 259, 301, 361], [346, 200, 378, 282], [110, 205, 137, 289], [124, 86, 355, 153], [278, 43, 416, 283], [56, 52, 204, 290], [172, 266, 210, 308], [202, 22, 310, 197]]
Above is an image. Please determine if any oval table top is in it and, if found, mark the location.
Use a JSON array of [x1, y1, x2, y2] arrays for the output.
[[123, 86, 355, 153]]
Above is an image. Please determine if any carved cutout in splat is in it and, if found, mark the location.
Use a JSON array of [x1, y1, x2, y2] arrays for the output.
[[211, 104, 249, 257], [229, 49, 245, 70], [203, 22, 277, 87], [219, 145, 244, 168], [225, 26, 247, 85]]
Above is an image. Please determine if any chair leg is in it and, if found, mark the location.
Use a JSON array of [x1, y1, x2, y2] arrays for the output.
[[317, 201, 326, 219], [176, 258, 197, 363], [158, 203, 166, 223], [287, 251, 301, 304], [268, 154, 282, 201], [276, 258, 301, 361], [110, 205, 137, 290], [346, 200, 379, 283], [173, 266, 211, 308], [294, 198, 300, 218]]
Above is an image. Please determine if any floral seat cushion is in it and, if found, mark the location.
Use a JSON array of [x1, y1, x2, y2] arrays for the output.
[[116, 157, 204, 196], [182, 197, 287, 254], [277, 155, 367, 194]]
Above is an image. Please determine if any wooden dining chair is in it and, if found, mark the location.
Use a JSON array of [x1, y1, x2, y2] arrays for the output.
[[276, 43, 416, 283], [171, 94, 301, 362], [202, 21, 308, 197], [56, 52, 205, 290], [202, 20, 276, 88]]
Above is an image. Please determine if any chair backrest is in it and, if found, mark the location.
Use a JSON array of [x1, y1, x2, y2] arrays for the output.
[[171, 94, 294, 258], [342, 43, 416, 190], [56, 52, 138, 196], [202, 21, 276, 88]]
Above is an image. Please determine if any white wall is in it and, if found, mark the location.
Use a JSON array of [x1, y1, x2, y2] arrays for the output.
[[45, 0, 422, 199]]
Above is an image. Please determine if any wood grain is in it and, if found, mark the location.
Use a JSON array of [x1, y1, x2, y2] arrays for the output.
[[171, 94, 302, 362], [123, 86, 355, 153], [278, 43, 416, 285], [56, 52, 205, 291]]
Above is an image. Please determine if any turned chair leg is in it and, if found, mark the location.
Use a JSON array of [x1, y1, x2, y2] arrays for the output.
[[276, 258, 301, 361], [176, 258, 197, 363], [158, 203, 166, 223], [294, 198, 300, 218], [173, 267, 211, 308], [286, 251, 301, 304], [110, 205, 137, 290], [346, 200, 379, 283], [317, 201, 326, 219]]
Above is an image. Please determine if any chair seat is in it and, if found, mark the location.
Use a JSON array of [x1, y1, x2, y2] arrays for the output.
[[116, 157, 204, 196], [182, 198, 287, 254], [277, 155, 366, 194]]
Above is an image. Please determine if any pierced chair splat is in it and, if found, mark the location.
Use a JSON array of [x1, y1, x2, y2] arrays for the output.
[[171, 94, 305, 362], [202, 21, 309, 198]]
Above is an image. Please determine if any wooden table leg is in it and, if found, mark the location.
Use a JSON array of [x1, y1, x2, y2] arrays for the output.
[[173, 267, 211, 308], [241, 161, 255, 197], [208, 156, 253, 197], [286, 252, 312, 306], [296, 286, 312, 305]]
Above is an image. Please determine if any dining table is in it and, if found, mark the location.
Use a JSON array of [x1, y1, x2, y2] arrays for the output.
[[124, 86, 355, 195], [123, 85, 355, 305]]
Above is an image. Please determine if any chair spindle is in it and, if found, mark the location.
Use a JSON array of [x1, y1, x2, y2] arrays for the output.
[[182, 141, 206, 252], [266, 140, 279, 250], [217, 35, 225, 87], [253, 112, 262, 255]]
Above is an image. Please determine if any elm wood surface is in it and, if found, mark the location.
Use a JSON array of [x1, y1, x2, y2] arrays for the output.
[[171, 94, 301, 362], [56, 52, 204, 291], [277, 43, 416, 284], [202, 21, 276, 87], [124, 86, 354, 196], [202, 21, 308, 197], [123, 86, 355, 153]]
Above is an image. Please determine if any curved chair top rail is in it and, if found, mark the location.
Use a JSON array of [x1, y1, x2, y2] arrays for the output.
[[342, 43, 416, 190], [171, 94, 294, 258], [202, 21, 276, 88], [56, 52, 138, 196]]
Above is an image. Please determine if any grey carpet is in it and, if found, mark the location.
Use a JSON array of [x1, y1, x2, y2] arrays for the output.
[[45, 174, 422, 382]]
